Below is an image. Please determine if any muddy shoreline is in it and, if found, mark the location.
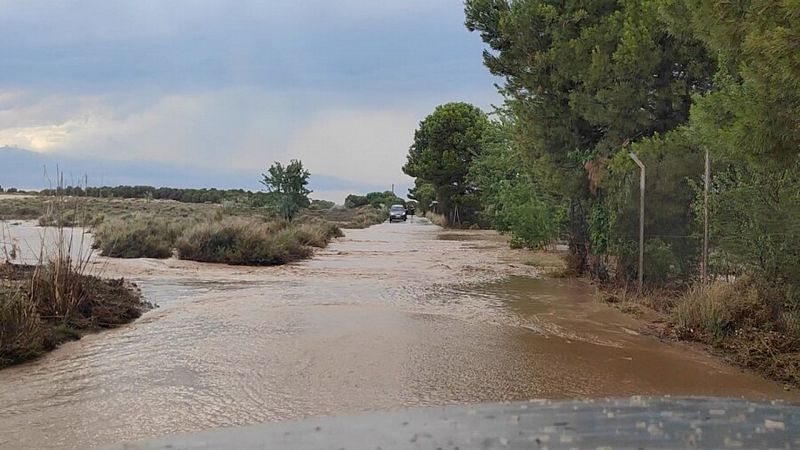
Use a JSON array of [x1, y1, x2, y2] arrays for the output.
[[0, 262, 151, 369], [600, 287, 800, 392]]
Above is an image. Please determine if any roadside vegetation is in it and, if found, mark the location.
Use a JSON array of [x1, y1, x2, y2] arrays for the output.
[[344, 191, 405, 210], [176, 218, 342, 265], [299, 205, 387, 229], [38, 185, 279, 207], [1, 161, 363, 265], [93, 216, 182, 259], [0, 195, 230, 226], [599, 278, 800, 387], [1, 183, 389, 234], [394, 1, 800, 386], [1, 201, 150, 368], [87, 160, 346, 263], [0, 263, 150, 368]]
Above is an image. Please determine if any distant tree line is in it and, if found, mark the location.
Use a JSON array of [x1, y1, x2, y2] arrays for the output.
[[40, 185, 279, 207], [344, 191, 405, 209]]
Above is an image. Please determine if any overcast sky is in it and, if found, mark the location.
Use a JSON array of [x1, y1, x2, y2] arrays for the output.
[[0, 0, 500, 201]]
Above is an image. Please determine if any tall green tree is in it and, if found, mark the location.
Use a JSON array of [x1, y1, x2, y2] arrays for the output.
[[260, 160, 311, 221], [675, 0, 800, 298], [465, 0, 715, 275], [469, 118, 566, 248], [407, 179, 436, 214], [403, 102, 489, 226]]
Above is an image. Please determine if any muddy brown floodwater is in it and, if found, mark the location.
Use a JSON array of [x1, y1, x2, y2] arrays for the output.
[[0, 219, 796, 449]]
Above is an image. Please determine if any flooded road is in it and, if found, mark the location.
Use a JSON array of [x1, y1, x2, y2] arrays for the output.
[[0, 220, 795, 449]]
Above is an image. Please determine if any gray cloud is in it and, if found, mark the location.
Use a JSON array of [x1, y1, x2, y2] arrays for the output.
[[0, 0, 500, 192]]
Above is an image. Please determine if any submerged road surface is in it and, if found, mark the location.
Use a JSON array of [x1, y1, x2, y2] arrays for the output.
[[0, 220, 795, 449]]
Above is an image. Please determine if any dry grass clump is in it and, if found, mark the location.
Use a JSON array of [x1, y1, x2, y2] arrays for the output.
[[93, 216, 182, 258], [523, 250, 570, 277], [297, 205, 387, 229], [1, 187, 151, 368], [294, 222, 345, 247], [342, 207, 388, 229], [0, 261, 149, 368], [601, 277, 800, 387], [176, 218, 341, 265], [425, 211, 447, 227], [602, 275, 800, 387], [88, 212, 345, 263], [672, 277, 770, 341], [0, 286, 44, 365], [0, 201, 43, 221], [1, 194, 388, 232]]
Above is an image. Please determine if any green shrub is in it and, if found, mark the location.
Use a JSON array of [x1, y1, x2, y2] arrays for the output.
[[38, 211, 79, 227], [344, 194, 369, 208], [176, 218, 338, 265], [293, 223, 344, 248], [309, 199, 335, 210], [643, 239, 681, 284], [0, 290, 45, 366], [673, 278, 765, 341], [93, 216, 181, 258]]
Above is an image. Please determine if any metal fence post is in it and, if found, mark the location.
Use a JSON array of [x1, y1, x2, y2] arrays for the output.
[[702, 148, 710, 284], [629, 152, 645, 293]]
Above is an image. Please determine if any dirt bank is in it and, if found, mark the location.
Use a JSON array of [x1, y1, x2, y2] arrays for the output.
[[599, 286, 800, 391], [0, 263, 151, 368]]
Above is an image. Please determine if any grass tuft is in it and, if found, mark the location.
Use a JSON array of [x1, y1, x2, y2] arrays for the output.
[[425, 211, 447, 227], [672, 278, 765, 342], [93, 216, 182, 258], [1, 184, 151, 369], [176, 218, 341, 265]]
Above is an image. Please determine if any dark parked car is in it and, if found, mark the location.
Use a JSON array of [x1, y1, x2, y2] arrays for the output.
[[389, 204, 407, 222]]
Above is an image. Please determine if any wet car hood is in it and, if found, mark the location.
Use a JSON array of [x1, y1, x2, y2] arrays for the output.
[[105, 397, 799, 449]]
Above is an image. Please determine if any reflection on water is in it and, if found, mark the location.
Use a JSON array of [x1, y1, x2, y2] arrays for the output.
[[0, 221, 795, 450], [1, 221, 93, 265]]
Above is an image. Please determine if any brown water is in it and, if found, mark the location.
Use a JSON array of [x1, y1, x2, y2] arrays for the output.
[[0, 219, 795, 449]]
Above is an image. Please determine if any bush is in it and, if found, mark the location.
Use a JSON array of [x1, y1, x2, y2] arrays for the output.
[[0, 289, 45, 365], [425, 211, 447, 227], [343, 207, 388, 228], [346, 192, 405, 209], [38, 211, 79, 227], [365, 191, 405, 209], [643, 239, 682, 284], [344, 194, 369, 209], [1, 257, 149, 368], [673, 278, 767, 341], [176, 218, 339, 265], [309, 199, 335, 210], [293, 223, 344, 248], [298, 205, 387, 229], [93, 216, 181, 258]]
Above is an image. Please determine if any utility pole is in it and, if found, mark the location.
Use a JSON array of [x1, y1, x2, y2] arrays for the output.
[[702, 148, 710, 284], [629, 152, 645, 293]]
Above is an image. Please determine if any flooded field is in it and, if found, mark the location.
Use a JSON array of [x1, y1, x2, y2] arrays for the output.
[[0, 219, 795, 449]]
